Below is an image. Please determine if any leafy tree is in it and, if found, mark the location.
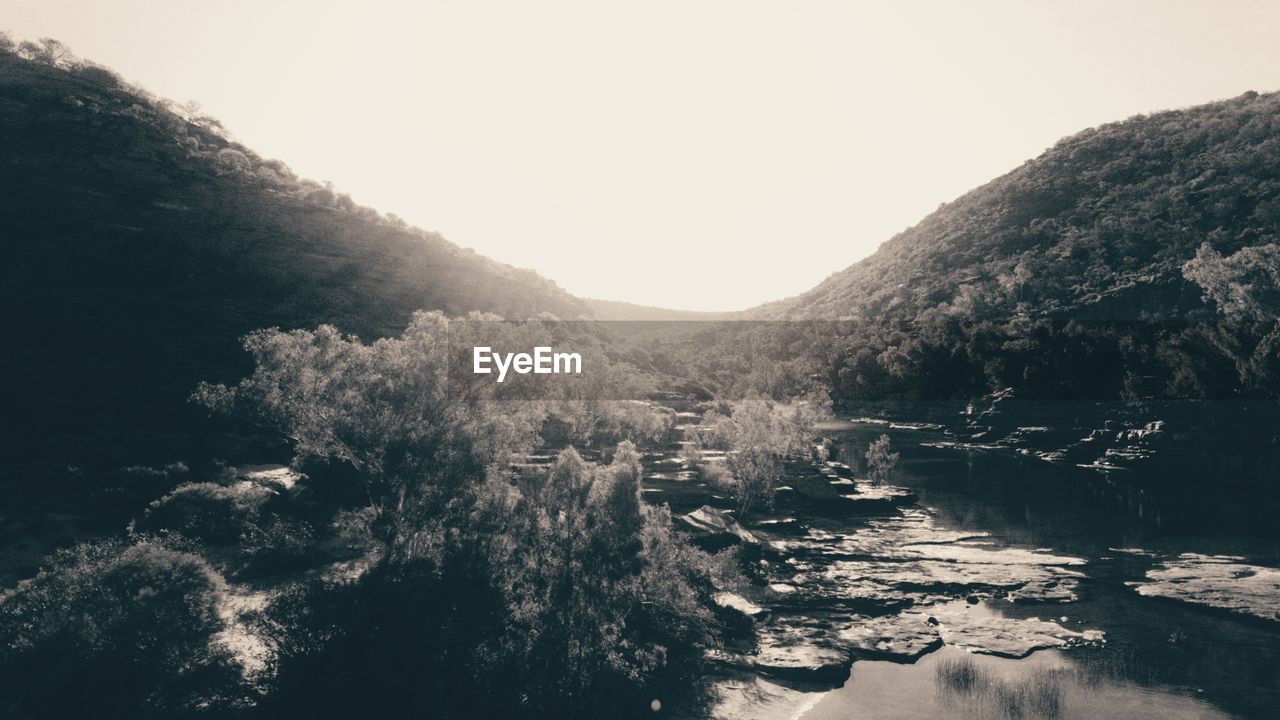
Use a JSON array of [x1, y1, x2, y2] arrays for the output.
[[193, 311, 545, 550], [865, 434, 900, 486], [481, 442, 722, 714]]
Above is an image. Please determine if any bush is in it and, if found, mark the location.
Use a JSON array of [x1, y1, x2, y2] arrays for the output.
[[0, 540, 245, 718], [137, 481, 272, 545], [259, 444, 729, 719], [694, 399, 824, 513]]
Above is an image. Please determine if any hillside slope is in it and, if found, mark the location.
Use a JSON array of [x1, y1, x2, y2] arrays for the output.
[[756, 90, 1280, 322], [0, 44, 588, 474]]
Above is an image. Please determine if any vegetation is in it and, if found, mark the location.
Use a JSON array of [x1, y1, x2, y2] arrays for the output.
[[744, 90, 1280, 406], [693, 399, 827, 513], [0, 539, 248, 718], [0, 309, 734, 718], [865, 434, 899, 486], [208, 315, 731, 717], [619, 91, 1280, 411], [935, 654, 1065, 719]]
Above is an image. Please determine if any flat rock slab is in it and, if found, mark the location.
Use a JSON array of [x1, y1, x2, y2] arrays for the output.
[[1131, 553, 1280, 623], [715, 616, 854, 685], [795, 556, 1081, 604], [710, 675, 828, 720], [763, 507, 1085, 610], [928, 602, 1103, 659], [838, 613, 942, 661], [792, 509, 989, 560]]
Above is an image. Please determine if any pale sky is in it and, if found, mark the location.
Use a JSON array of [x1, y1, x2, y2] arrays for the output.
[[4, 1, 1279, 310]]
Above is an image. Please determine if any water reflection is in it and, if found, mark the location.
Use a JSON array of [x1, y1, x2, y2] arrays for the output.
[[813, 424, 1280, 719], [802, 646, 1231, 720]]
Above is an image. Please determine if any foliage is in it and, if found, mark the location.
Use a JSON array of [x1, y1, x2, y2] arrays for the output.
[[0, 539, 246, 718], [865, 434, 899, 486], [137, 481, 274, 545], [611, 90, 1280, 407], [193, 311, 546, 549], [477, 443, 720, 713], [1183, 240, 1280, 321], [695, 399, 825, 513], [189, 314, 729, 717], [255, 444, 728, 719]]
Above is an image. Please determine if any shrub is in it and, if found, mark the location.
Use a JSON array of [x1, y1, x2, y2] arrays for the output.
[[138, 481, 273, 545], [694, 399, 824, 513], [0, 540, 244, 718]]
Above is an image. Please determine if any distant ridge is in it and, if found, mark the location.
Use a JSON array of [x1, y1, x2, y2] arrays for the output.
[[584, 297, 737, 321]]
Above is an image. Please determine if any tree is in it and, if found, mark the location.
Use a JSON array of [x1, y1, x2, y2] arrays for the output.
[[193, 311, 546, 551], [18, 37, 70, 66], [866, 434, 899, 486]]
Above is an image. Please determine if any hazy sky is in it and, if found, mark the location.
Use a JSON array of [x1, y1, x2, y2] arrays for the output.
[[4, 1, 1279, 310]]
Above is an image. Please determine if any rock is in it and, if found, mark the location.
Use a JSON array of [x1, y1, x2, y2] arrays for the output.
[[715, 592, 770, 621], [1008, 576, 1080, 603], [825, 461, 854, 478], [764, 508, 1084, 614], [789, 474, 843, 501], [929, 602, 1103, 659], [750, 516, 808, 537], [800, 554, 1082, 605], [739, 616, 854, 684], [710, 674, 828, 720], [234, 463, 303, 492], [787, 481, 917, 517], [1131, 553, 1280, 623], [677, 505, 759, 550], [839, 613, 943, 661]]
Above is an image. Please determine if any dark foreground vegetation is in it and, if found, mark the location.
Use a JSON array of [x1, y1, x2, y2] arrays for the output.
[[1, 312, 746, 719]]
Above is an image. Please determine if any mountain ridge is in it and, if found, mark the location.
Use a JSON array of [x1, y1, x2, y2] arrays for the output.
[[749, 89, 1280, 323], [0, 40, 591, 473]]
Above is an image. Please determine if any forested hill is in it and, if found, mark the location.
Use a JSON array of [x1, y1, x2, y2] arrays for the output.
[[0, 40, 588, 474], [754, 90, 1280, 323]]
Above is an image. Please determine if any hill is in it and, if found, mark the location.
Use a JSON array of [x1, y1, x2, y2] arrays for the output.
[[0, 40, 589, 477], [583, 297, 735, 321], [755, 90, 1280, 323]]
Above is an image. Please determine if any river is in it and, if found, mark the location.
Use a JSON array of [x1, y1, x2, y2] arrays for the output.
[[643, 414, 1280, 719]]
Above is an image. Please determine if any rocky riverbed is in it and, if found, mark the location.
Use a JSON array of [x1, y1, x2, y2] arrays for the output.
[[636, 399, 1280, 719]]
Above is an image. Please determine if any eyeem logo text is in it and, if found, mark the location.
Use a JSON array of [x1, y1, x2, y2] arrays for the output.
[[472, 346, 582, 382]]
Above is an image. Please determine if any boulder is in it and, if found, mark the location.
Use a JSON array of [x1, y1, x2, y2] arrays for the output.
[[678, 505, 759, 550]]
